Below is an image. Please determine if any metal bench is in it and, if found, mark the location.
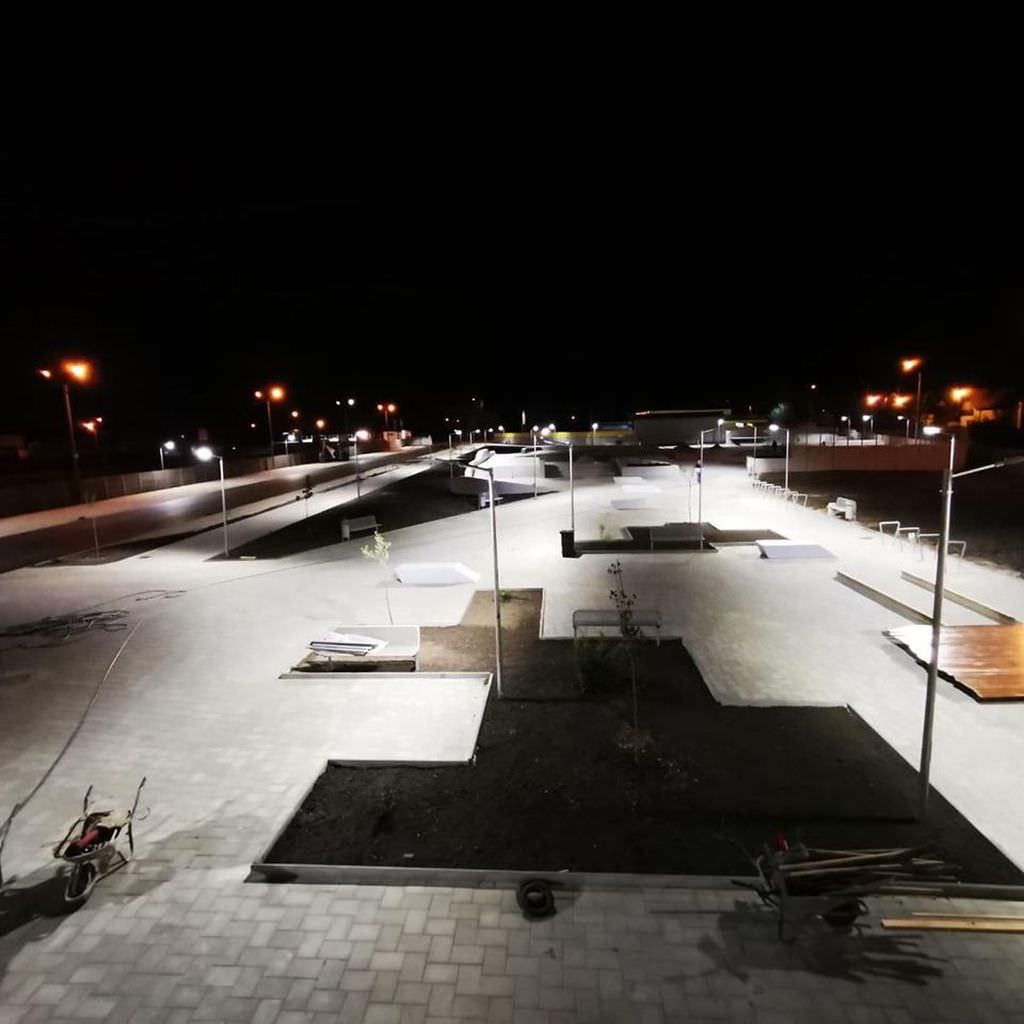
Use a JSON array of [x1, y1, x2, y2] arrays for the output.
[[826, 496, 857, 520], [572, 609, 662, 645], [341, 515, 379, 541]]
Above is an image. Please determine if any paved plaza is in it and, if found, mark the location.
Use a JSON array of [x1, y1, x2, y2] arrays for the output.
[[2, 454, 1024, 1021]]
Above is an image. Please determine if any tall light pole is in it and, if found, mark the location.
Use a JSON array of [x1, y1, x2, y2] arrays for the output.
[[254, 386, 285, 456], [898, 415, 910, 440], [862, 413, 874, 441], [39, 361, 92, 505], [194, 446, 229, 558], [159, 440, 176, 470], [543, 437, 574, 532], [902, 357, 924, 440], [591, 421, 599, 446], [428, 457, 504, 698], [697, 426, 717, 550], [337, 396, 355, 437], [448, 428, 462, 478], [351, 429, 369, 498], [918, 438, 1024, 816], [769, 424, 790, 492], [531, 425, 540, 498]]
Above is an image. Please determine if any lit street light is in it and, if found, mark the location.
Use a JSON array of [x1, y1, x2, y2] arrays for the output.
[[543, 437, 574, 532], [591, 422, 599, 446], [448, 428, 462, 479], [159, 439, 176, 470], [194, 446, 229, 558], [351, 429, 370, 497], [918, 436, 1024, 816], [768, 423, 790, 492], [897, 415, 910, 440], [428, 456, 505, 699], [38, 360, 93, 503], [901, 357, 924, 440], [254, 386, 285, 456], [531, 426, 540, 498], [862, 413, 874, 441], [697, 426, 718, 549]]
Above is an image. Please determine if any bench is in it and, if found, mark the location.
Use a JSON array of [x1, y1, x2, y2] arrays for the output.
[[572, 609, 662, 645], [826, 497, 857, 521], [341, 515, 379, 541]]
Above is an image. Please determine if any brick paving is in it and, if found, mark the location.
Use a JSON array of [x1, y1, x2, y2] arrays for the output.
[[3, 458, 1024, 1020]]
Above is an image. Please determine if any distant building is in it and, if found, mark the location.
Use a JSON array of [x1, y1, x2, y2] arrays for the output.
[[633, 409, 732, 446]]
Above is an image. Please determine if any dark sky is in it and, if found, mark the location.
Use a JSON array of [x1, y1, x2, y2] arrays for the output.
[[3, 141, 1023, 446]]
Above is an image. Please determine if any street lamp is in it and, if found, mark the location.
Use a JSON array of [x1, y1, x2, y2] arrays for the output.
[[38, 360, 93, 503], [697, 426, 717, 549], [531, 425, 540, 498], [194, 445, 229, 558], [448, 428, 462, 478], [591, 422, 599, 446], [897, 415, 910, 440], [768, 423, 790, 492], [543, 437, 574, 532], [377, 403, 397, 431], [901, 357, 924, 440], [351, 428, 370, 497], [254, 386, 285, 456], [159, 439, 176, 470], [861, 413, 874, 441], [428, 457, 505, 699], [918, 435, 1024, 816]]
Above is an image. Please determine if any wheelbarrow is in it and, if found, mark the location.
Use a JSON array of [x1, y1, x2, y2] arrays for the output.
[[52, 777, 146, 908]]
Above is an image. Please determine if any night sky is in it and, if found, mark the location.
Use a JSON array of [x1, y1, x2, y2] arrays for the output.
[[3, 143, 1023, 448]]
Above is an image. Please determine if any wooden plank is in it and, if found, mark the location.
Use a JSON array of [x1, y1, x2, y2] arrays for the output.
[[883, 917, 1024, 933]]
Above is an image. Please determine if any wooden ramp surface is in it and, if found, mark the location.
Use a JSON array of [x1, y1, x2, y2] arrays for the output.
[[886, 623, 1024, 701]]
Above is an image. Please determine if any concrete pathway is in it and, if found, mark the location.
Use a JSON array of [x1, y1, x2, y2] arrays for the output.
[[2, 455, 1024, 1020]]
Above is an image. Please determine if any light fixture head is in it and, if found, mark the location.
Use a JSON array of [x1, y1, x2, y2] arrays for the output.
[[194, 446, 215, 462], [163, 440, 176, 451], [769, 424, 779, 432]]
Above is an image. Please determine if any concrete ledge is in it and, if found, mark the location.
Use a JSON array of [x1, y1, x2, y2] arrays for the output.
[[901, 571, 1018, 624], [834, 571, 931, 624], [248, 861, 760, 890]]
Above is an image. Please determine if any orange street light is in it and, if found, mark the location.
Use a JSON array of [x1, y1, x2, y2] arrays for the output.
[[891, 394, 911, 409], [901, 357, 924, 440], [255, 386, 286, 455], [38, 359, 94, 502], [291, 410, 300, 419], [315, 418, 326, 430], [81, 420, 97, 433], [62, 360, 92, 383], [865, 393, 883, 408], [950, 386, 972, 403]]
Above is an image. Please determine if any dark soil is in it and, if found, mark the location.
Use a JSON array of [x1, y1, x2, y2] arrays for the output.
[[267, 590, 1022, 882], [763, 468, 1024, 575]]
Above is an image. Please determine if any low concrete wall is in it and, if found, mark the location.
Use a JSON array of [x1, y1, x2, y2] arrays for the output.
[[749, 439, 967, 475], [0, 453, 312, 517]]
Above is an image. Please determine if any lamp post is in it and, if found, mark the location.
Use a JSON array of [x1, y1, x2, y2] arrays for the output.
[[768, 424, 790, 492], [918, 437, 1024, 816], [543, 437, 574, 532], [351, 429, 369, 498], [862, 413, 874, 441], [901, 358, 924, 440], [448, 429, 462, 478], [591, 422, 599, 446], [531, 425, 540, 498], [897, 415, 910, 441], [194, 446, 229, 558], [427, 457, 505, 698], [159, 440, 176, 470], [336, 397, 355, 437], [39, 361, 92, 504], [254, 386, 285, 456], [697, 426, 717, 549]]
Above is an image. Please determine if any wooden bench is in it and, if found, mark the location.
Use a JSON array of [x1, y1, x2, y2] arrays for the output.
[[826, 496, 857, 521], [572, 609, 662, 645], [341, 515, 379, 541]]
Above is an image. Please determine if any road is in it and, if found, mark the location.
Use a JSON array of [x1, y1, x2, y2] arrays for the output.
[[0, 450, 423, 573]]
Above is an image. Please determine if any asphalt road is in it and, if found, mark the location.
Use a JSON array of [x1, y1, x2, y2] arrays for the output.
[[0, 451, 420, 573]]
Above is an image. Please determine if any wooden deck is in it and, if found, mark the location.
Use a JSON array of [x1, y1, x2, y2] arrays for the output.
[[886, 623, 1024, 701]]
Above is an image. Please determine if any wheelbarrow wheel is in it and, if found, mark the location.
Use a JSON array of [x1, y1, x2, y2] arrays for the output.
[[64, 861, 98, 910]]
